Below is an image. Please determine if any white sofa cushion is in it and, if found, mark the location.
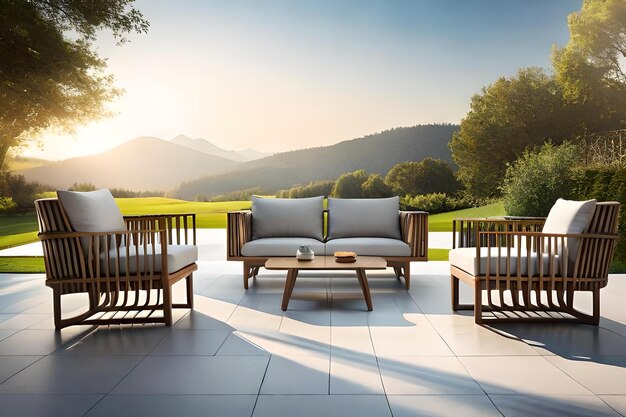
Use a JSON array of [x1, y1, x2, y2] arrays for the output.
[[325, 237, 410, 257], [251, 196, 324, 241], [542, 198, 596, 269], [57, 189, 126, 233], [449, 247, 559, 276], [242, 237, 325, 257], [101, 244, 198, 274], [327, 197, 401, 239]]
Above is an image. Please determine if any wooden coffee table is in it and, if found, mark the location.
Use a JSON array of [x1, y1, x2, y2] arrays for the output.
[[265, 256, 387, 311]]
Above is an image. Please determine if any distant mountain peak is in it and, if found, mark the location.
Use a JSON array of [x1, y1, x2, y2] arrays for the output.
[[171, 134, 268, 162]]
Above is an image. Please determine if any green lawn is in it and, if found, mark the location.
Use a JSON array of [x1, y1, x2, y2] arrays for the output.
[[428, 202, 506, 232], [115, 198, 251, 228], [0, 256, 45, 273], [0, 214, 40, 249]]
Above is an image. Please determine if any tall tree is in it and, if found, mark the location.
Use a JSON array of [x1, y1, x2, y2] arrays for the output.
[[0, 0, 148, 170], [450, 68, 572, 199], [553, 0, 626, 133]]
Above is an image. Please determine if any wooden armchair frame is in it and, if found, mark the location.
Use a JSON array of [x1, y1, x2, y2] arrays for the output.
[[35, 198, 197, 329], [227, 209, 428, 290], [451, 202, 620, 324]]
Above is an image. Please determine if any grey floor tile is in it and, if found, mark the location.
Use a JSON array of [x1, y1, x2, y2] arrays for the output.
[[0, 329, 88, 355], [54, 327, 169, 356], [0, 393, 102, 417], [0, 355, 142, 394], [599, 395, 626, 416], [112, 355, 269, 394], [173, 309, 234, 330], [330, 353, 384, 394], [545, 356, 626, 395], [261, 354, 329, 394], [489, 394, 621, 417], [252, 395, 392, 417], [0, 356, 42, 383], [379, 356, 483, 395], [0, 314, 49, 330], [388, 395, 502, 417], [149, 330, 230, 356], [215, 331, 271, 356], [85, 394, 257, 417], [460, 356, 593, 395], [436, 324, 540, 356]]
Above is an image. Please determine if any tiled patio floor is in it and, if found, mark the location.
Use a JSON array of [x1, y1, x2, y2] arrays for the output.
[[0, 231, 625, 416]]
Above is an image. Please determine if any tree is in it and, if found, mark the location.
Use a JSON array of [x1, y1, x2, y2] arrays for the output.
[[385, 158, 460, 196], [0, 0, 148, 170], [361, 174, 393, 198], [552, 0, 626, 133], [501, 142, 580, 217], [332, 169, 368, 198], [450, 68, 573, 199]]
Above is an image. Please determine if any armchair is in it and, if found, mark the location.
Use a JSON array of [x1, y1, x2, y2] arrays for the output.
[[35, 191, 197, 329], [450, 200, 620, 324]]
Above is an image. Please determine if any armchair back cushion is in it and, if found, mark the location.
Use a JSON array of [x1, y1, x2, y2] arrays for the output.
[[251, 196, 324, 240], [542, 198, 597, 268], [327, 197, 401, 240], [57, 189, 126, 233]]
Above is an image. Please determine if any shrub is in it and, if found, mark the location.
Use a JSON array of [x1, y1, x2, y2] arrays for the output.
[[385, 158, 460, 196], [401, 193, 449, 213], [0, 171, 42, 211], [501, 142, 580, 216], [574, 166, 626, 271], [361, 174, 393, 198], [332, 169, 368, 198]]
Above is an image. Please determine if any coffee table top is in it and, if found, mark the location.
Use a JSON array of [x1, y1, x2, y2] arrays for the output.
[[265, 256, 386, 270]]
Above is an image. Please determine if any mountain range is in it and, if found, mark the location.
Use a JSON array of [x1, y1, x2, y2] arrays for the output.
[[18, 125, 458, 194], [172, 124, 458, 199], [19, 135, 269, 190]]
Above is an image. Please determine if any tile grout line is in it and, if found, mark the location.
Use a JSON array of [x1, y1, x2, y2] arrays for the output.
[[249, 354, 273, 417], [78, 322, 176, 417], [409, 288, 507, 417]]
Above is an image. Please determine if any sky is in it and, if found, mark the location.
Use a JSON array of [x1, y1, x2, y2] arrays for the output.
[[23, 0, 582, 160]]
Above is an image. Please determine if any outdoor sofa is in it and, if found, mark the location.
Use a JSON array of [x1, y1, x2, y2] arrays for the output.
[[227, 196, 428, 289]]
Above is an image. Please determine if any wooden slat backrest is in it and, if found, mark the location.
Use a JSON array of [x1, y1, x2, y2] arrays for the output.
[[35, 198, 87, 292], [574, 202, 621, 280]]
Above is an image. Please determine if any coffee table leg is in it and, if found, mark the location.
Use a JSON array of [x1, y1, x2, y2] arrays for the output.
[[356, 268, 373, 311], [281, 269, 299, 311]]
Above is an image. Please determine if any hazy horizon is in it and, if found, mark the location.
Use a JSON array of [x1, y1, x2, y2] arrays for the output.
[[22, 0, 581, 161]]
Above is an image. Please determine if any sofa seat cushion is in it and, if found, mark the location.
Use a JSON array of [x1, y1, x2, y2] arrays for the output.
[[100, 245, 198, 274], [449, 247, 559, 277], [325, 238, 410, 257], [241, 238, 325, 257]]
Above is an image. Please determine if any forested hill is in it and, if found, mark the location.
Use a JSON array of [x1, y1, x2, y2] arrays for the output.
[[172, 124, 458, 200]]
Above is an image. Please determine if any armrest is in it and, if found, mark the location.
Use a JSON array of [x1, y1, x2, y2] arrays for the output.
[[453, 217, 547, 249], [227, 210, 252, 259], [400, 211, 428, 259], [38, 227, 169, 281], [124, 213, 196, 245]]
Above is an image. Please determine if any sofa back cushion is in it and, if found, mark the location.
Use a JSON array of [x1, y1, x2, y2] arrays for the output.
[[251, 196, 324, 240], [327, 197, 401, 240], [542, 198, 597, 270], [57, 189, 126, 233]]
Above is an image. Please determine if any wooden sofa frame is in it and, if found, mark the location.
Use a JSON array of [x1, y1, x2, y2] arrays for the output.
[[227, 209, 428, 290], [451, 202, 620, 324], [35, 198, 197, 329]]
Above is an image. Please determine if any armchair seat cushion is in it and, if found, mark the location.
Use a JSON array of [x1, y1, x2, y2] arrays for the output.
[[325, 238, 410, 257], [241, 238, 325, 257], [449, 247, 559, 277], [101, 245, 198, 274]]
